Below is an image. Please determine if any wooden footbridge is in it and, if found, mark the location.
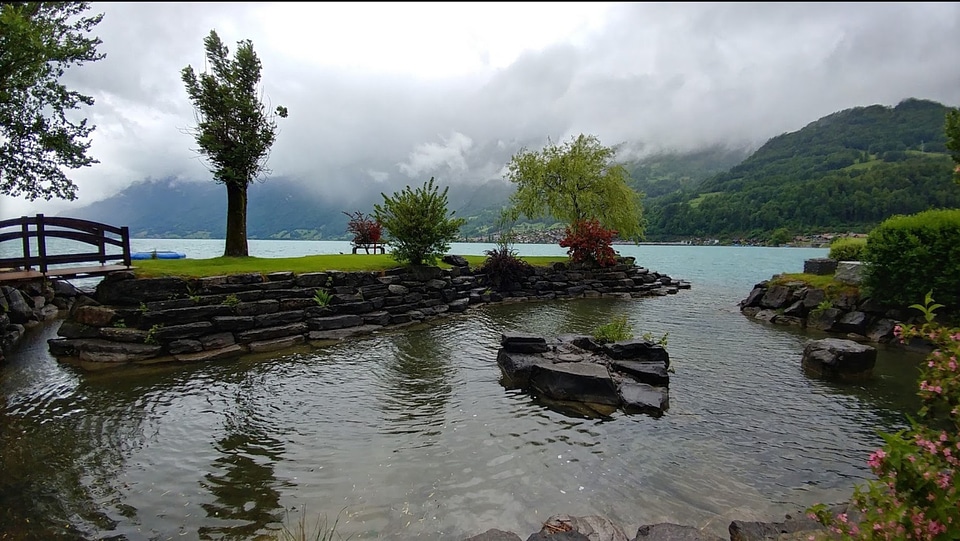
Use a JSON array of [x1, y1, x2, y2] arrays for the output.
[[0, 214, 133, 283]]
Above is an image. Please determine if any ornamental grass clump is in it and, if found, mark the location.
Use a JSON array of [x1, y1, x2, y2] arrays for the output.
[[808, 291, 960, 540], [592, 315, 633, 344], [480, 229, 531, 292]]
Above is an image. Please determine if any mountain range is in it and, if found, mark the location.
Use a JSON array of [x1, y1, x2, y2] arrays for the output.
[[60, 98, 959, 242]]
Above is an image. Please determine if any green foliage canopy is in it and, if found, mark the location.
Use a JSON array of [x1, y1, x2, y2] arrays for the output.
[[374, 178, 465, 266], [862, 208, 960, 316], [0, 2, 104, 201], [945, 106, 960, 184], [505, 134, 646, 241], [181, 29, 288, 257]]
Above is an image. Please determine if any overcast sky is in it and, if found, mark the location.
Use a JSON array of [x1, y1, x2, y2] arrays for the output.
[[4, 1, 960, 218]]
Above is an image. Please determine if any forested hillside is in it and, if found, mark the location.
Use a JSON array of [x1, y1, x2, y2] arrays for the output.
[[645, 98, 960, 240]]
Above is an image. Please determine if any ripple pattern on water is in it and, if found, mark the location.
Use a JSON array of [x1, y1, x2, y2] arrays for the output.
[[0, 246, 922, 540]]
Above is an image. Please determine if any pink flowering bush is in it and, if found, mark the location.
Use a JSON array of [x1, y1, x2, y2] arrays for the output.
[[808, 292, 960, 540]]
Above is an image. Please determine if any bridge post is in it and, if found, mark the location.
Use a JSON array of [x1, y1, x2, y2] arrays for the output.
[[19, 216, 31, 270], [121, 226, 131, 266], [36, 214, 47, 273]]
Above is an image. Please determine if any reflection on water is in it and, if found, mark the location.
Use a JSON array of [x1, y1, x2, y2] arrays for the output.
[[0, 245, 927, 540], [378, 327, 453, 440]]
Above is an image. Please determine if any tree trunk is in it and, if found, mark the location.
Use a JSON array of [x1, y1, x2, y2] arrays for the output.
[[223, 182, 249, 257]]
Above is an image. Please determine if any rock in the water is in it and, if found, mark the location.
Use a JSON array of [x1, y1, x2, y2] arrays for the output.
[[635, 523, 725, 541], [501, 331, 549, 353], [462, 529, 522, 541], [618, 382, 669, 416], [602, 339, 669, 363], [497, 334, 670, 417], [801, 338, 876, 380], [530, 362, 621, 406], [728, 515, 825, 541], [610, 360, 669, 386], [537, 515, 628, 541]]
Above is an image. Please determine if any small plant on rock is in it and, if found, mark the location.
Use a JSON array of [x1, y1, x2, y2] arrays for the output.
[[313, 289, 332, 306], [810, 299, 833, 318], [592, 315, 634, 344], [641, 331, 669, 347], [223, 294, 240, 307], [144, 324, 163, 345]]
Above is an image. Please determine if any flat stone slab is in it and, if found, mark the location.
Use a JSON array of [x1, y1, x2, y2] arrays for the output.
[[802, 337, 876, 381], [530, 362, 621, 406], [497, 333, 670, 417], [618, 382, 669, 417]]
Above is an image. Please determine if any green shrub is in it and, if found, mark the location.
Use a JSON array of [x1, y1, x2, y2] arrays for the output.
[[374, 177, 465, 266], [861, 209, 960, 315], [223, 294, 241, 307], [828, 237, 866, 261], [592, 315, 633, 343]]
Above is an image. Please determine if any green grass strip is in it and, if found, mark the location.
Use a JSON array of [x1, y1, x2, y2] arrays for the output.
[[133, 254, 570, 279], [769, 272, 859, 300]]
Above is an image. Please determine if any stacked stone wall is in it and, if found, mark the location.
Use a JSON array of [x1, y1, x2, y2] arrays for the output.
[[39, 259, 689, 370]]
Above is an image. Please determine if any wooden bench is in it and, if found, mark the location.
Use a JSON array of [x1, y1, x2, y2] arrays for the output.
[[351, 242, 385, 255]]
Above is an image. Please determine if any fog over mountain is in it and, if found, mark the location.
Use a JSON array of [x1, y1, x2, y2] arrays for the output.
[[3, 2, 959, 219]]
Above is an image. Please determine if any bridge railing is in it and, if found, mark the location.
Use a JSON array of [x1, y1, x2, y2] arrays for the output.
[[0, 214, 131, 273]]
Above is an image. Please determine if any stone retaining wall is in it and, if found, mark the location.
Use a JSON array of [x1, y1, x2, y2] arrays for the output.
[[738, 278, 917, 346], [41, 258, 690, 370], [0, 279, 86, 363]]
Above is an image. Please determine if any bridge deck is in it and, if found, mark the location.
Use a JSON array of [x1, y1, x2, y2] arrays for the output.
[[0, 264, 134, 283]]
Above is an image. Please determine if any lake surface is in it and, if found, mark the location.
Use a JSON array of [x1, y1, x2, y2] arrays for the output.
[[0, 241, 924, 540]]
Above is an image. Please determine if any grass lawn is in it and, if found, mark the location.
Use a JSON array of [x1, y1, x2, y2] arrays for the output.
[[769, 272, 859, 300], [132, 254, 570, 279]]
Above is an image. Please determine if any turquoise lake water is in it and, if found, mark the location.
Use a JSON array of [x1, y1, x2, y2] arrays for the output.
[[0, 240, 924, 540]]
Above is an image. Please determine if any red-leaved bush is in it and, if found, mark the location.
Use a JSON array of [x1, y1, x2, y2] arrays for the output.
[[560, 219, 618, 267], [344, 211, 382, 245]]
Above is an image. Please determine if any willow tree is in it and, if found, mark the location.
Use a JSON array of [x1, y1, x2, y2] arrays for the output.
[[181, 30, 287, 257], [0, 2, 104, 201], [504, 133, 645, 241]]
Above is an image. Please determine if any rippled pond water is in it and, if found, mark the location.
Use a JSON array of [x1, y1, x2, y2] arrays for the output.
[[0, 244, 924, 540]]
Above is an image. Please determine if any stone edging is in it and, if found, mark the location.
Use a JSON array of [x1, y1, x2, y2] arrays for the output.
[[26, 258, 690, 370]]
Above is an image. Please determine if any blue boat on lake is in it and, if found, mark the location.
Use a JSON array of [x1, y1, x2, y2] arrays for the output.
[[130, 250, 186, 260]]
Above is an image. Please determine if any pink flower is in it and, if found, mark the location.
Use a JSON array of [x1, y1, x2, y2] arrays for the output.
[[938, 472, 951, 489], [868, 449, 887, 469]]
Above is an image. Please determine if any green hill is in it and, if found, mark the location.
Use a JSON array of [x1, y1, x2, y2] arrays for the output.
[[645, 98, 960, 240]]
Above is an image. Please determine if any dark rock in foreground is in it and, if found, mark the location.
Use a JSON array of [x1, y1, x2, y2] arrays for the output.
[[801, 337, 877, 381], [462, 509, 834, 541], [497, 331, 670, 417]]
